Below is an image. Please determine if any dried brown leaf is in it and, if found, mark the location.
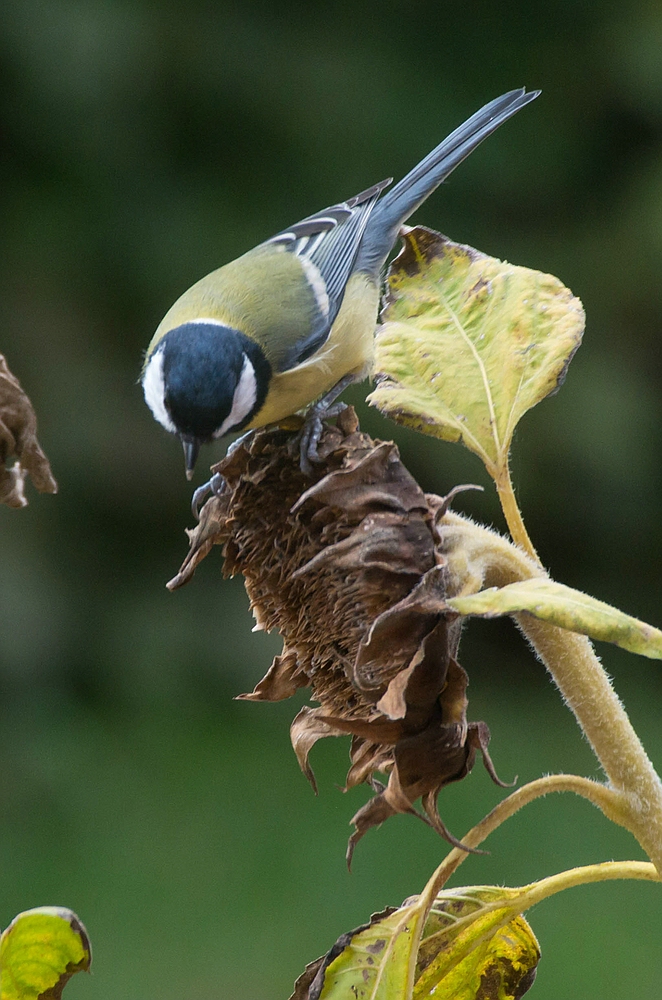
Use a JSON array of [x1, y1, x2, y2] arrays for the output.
[[290, 707, 349, 794], [166, 494, 229, 590], [236, 650, 308, 702], [0, 354, 57, 508]]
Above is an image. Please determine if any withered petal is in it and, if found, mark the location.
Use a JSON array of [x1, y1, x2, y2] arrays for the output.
[[290, 707, 348, 794], [346, 770, 434, 869], [382, 761, 421, 815], [292, 513, 432, 581], [167, 495, 229, 590], [440, 657, 469, 731], [395, 619, 454, 731], [375, 657, 420, 720], [353, 566, 448, 696], [314, 714, 403, 745], [236, 650, 307, 702], [394, 719, 473, 796], [0, 461, 27, 509], [346, 793, 411, 870], [293, 441, 428, 520], [467, 721, 515, 788], [420, 789, 485, 854], [345, 738, 393, 789]]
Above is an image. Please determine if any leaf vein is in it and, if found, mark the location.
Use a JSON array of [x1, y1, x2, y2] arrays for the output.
[[438, 287, 502, 459]]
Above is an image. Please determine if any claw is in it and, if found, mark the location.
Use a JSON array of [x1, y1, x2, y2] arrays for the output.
[[191, 472, 226, 520], [291, 374, 356, 475], [226, 429, 254, 458], [190, 431, 256, 520]]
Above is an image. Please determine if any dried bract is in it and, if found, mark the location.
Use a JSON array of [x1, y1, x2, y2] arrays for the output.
[[169, 409, 505, 860], [0, 354, 57, 508]]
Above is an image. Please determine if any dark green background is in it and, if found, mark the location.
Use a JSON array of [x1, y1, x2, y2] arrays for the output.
[[2, 1, 662, 996]]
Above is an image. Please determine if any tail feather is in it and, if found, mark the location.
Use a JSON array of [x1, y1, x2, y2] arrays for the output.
[[355, 88, 539, 275]]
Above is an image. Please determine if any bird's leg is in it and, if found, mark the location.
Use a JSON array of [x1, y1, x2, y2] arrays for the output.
[[191, 430, 256, 520], [290, 374, 357, 475]]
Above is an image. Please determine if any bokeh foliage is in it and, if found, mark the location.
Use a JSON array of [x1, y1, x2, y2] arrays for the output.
[[2, 1, 662, 997]]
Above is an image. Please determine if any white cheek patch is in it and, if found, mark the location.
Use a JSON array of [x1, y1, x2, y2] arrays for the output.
[[299, 256, 330, 318], [214, 354, 257, 438], [142, 349, 176, 433]]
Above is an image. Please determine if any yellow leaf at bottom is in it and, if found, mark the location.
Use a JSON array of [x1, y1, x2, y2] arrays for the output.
[[319, 903, 424, 1000], [0, 907, 91, 1000], [414, 888, 539, 999], [314, 886, 539, 1000]]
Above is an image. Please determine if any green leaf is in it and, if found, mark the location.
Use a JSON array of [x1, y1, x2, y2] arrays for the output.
[[447, 578, 662, 659], [0, 908, 91, 1000], [368, 227, 584, 479], [318, 902, 425, 999]]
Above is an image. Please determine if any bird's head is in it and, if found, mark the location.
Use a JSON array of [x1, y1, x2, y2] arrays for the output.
[[142, 320, 270, 479]]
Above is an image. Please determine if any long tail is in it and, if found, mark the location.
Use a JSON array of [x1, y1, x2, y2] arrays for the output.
[[355, 88, 539, 276]]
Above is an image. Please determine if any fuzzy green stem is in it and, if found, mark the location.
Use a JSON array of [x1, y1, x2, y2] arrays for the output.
[[438, 512, 662, 875], [493, 461, 539, 563], [425, 774, 629, 893], [517, 619, 662, 873]]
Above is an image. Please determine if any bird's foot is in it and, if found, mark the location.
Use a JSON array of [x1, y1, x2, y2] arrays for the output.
[[190, 431, 256, 520], [289, 374, 356, 475], [191, 472, 226, 520]]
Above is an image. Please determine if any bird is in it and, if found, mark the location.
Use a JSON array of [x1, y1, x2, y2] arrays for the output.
[[142, 88, 539, 480]]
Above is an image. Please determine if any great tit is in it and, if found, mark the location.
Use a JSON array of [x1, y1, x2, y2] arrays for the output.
[[143, 88, 539, 479]]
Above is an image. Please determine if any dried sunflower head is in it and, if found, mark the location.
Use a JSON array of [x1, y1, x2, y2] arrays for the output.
[[169, 408, 506, 863]]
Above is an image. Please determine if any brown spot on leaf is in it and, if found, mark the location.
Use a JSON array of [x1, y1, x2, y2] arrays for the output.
[[288, 914, 383, 1000], [388, 226, 485, 286], [476, 956, 538, 999]]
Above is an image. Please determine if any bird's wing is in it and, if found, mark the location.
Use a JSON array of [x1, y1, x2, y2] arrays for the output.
[[262, 178, 391, 368]]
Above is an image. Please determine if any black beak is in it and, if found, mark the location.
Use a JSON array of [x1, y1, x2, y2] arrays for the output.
[[181, 437, 201, 481]]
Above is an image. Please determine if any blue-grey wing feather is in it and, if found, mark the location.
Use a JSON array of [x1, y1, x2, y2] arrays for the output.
[[258, 87, 539, 373], [263, 179, 392, 370], [355, 88, 540, 276]]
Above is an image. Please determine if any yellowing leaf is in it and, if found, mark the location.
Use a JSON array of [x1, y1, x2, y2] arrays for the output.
[[414, 887, 539, 999], [314, 886, 539, 1000], [368, 227, 584, 479], [447, 578, 662, 660], [297, 861, 656, 1000], [0, 908, 91, 1000]]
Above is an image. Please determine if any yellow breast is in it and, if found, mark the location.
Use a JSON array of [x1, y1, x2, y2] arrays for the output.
[[245, 271, 380, 429]]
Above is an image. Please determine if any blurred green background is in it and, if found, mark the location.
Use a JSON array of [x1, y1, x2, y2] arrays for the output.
[[2, 1, 662, 996]]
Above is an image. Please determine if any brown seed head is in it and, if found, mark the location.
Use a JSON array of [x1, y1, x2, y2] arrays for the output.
[[169, 409, 506, 862]]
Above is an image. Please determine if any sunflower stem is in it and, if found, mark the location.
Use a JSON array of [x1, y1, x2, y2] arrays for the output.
[[479, 473, 662, 875], [494, 460, 539, 563]]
